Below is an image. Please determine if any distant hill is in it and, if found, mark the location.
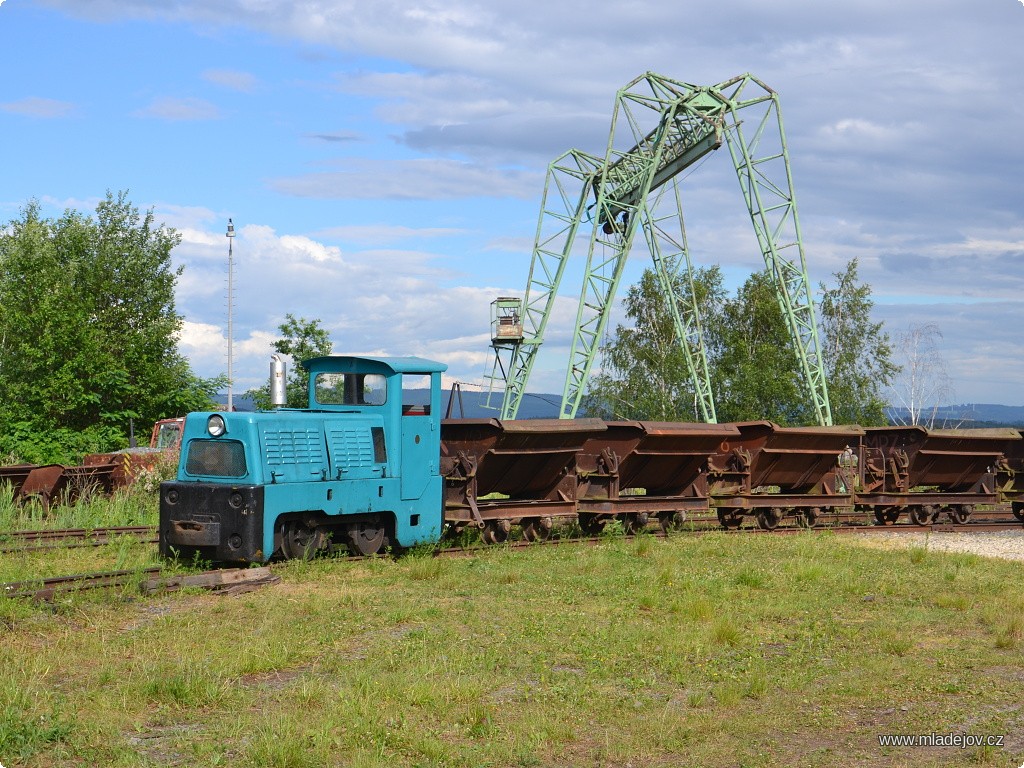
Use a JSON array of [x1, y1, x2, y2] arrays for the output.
[[885, 403, 1024, 428], [213, 393, 256, 412], [414, 389, 561, 419]]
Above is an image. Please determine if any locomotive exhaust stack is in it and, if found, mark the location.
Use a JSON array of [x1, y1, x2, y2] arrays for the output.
[[270, 355, 287, 408]]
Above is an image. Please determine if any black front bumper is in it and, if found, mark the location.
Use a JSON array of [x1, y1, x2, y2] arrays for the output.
[[159, 481, 265, 563]]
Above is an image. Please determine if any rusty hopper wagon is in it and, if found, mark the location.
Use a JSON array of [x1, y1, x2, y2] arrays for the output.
[[575, 421, 740, 534], [997, 436, 1024, 521], [709, 421, 865, 530], [859, 426, 1021, 524], [1, 462, 119, 510], [441, 418, 606, 543]]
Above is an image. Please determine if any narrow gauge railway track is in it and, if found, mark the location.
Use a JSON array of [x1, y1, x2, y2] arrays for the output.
[[0, 525, 158, 553], [3, 567, 162, 600], [4, 516, 1019, 600], [386, 515, 1024, 559], [727, 520, 1024, 536], [2, 566, 278, 601], [4, 510, 1018, 558]]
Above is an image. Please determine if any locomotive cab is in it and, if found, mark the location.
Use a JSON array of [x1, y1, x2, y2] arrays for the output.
[[159, 355, 447, 563]]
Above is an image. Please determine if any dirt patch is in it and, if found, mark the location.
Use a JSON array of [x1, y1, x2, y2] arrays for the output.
[[125, 722, 205, 765], [237, 667, 307, 690]]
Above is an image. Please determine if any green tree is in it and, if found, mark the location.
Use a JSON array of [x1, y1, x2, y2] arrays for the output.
[[583, 265, 725, 421], [247, 314, 333, 409], [818, 258, 897, 425], [0, 193, 219, 464], [584, 260, 894, 427], [712, 269, 811, 425]]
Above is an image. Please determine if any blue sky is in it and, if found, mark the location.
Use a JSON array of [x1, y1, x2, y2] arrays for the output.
[[1, 0, 1022, 408]]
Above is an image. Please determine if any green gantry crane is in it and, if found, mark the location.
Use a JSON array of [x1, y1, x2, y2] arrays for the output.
[[488, 72, 833, 426]]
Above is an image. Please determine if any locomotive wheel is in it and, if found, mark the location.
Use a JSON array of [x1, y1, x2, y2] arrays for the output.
[[658, 511, 687, 533], [621, 512, 649, 535], [717, 509, 742, 529], [280, 520, 324, 560], [481, 519, 511, 545], [949, 506, 971, 525], [755, 508, 782, 531], [1013, 503, 1024, 523], [578, 514, 606, 536], [347, 518, 387, 555], [522, 517, 553, 542]]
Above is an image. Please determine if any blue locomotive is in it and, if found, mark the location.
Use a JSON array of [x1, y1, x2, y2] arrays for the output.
[[159, 356, 447, 562]]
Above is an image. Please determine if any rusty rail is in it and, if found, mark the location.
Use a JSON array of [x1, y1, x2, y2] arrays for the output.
[[2, 566, 278, 601], [0, 525, 158, 553]]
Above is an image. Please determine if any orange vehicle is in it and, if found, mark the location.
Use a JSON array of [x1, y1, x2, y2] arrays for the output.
[[149, 417, 185, 450]]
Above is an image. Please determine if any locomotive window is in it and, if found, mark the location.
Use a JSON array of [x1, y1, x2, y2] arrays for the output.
[[315, 373, 387, 406], [401, 373, 431, 415], [185, 440, 247, 477]]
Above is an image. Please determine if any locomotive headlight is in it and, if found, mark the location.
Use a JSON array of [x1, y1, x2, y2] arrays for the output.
[[207, 414, 227, 437]]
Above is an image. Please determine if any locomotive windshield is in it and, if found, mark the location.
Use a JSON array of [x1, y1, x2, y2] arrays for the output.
[[185, 440, 247, 477], [315, 372, 387, 406]]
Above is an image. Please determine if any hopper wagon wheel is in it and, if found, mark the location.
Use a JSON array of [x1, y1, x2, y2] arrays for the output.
[[441, 522, 467, 541], [621, 512, 649, 535], [578, 514, 606, 536], [481, 519, 511, 545], [347, 517, 387, 556], [948, 505, 971, 525], [873, 507, 900, 526], [796, 507, 820, 528], [908, 506, 933, 527], [658, 511, 687, 533], [522, 517, 553, 542], [1013, 503, 1024, 523], [716, 509, 743, 529], [280, 520, 325, 560], [755, 508, 783, 531]]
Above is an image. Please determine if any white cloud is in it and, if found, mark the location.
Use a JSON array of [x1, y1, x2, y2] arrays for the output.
[[202, 68, 258, 92], [133, 96, 222, 120], [177, 227, 224, 248], [270, 158, 540, 200], [819, 118, 906, 144], [242, 224, 343, 263], [171, 221, 510, 390], [336, 70, 516, 125], [312, 224, 468, 244], [0, 96, 76, 118]]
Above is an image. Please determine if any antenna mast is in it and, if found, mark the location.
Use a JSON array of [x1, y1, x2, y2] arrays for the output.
[[226, 218, 235, 412]]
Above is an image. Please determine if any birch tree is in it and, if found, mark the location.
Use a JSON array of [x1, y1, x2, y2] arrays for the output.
[[888, 322, 952, 427]]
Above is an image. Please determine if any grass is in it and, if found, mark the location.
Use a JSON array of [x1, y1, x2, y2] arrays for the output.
[[0, 488, 162, 588], [1, 515, 1023, 766], [0, 484, 158, 532]]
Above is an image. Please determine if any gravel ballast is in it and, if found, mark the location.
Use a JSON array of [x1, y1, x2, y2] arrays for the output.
[[850, 529, 1024, 562]]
